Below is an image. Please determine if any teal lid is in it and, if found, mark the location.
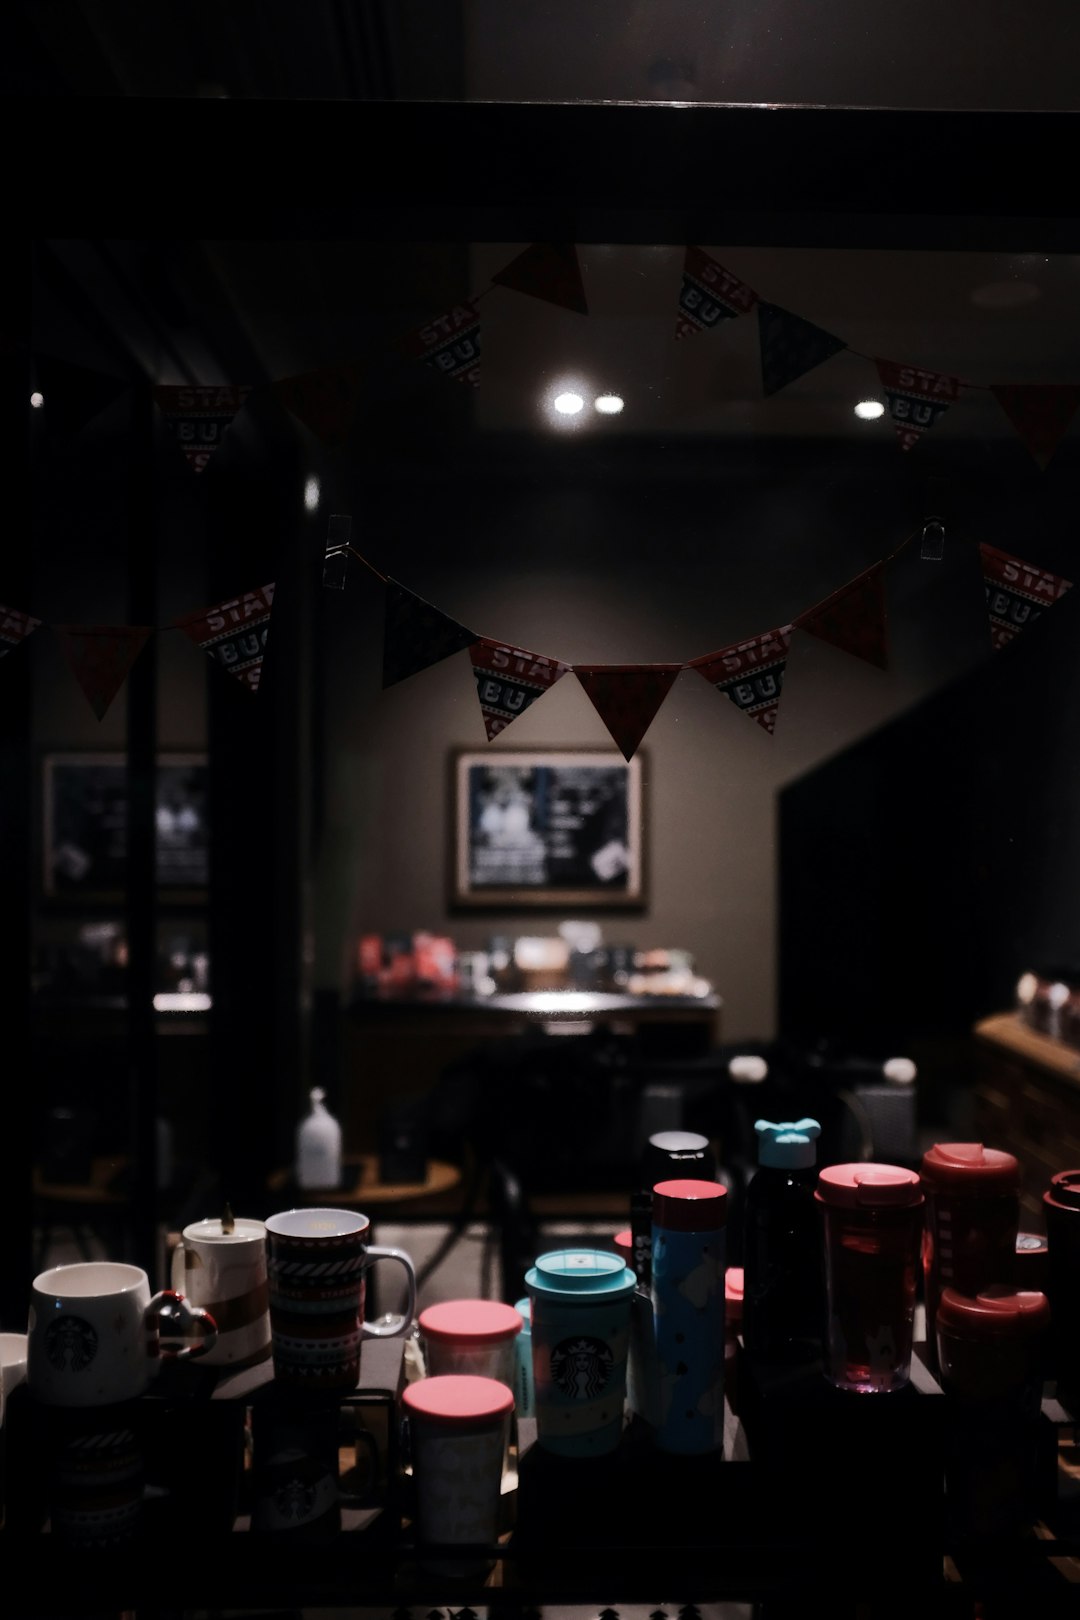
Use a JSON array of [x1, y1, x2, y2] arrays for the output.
[[524, 1248, 637, 1301], [514, 1296, 532, 1329], [755, 1117, 821, 1170]]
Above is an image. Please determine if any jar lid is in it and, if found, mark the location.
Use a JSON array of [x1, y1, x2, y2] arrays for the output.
[[613, 1229, 633, 1259], [725, 1266, 744, 1323], [649, 1130, 710, 1155], [755, 1117, 820, 1170], [402, 1374, 514, 1426], [525, 1248, 637, 1301], [418, 1300, 523, 1345], [937, 1286, 1051, 1339], [652, 1178, 728, 1231], [920, 1142, 1020, 1189], [1045, 1168, 1080, 1213], [815, 1163, 923, 1210]]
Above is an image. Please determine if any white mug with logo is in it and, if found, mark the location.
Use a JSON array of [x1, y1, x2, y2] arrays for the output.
[[171, 1216, 271, 1369], [28, 1261, 217, 1407]]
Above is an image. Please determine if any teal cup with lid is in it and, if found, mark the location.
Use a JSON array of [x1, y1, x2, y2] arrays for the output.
[[524, 1248, 637, 1458]]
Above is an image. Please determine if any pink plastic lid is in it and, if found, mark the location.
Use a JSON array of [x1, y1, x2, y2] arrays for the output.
[[920, 1142, 1020, 1190], [418, 1300, 524, 1345], [1045, 1168, 1080, 1213], [613, 1229, 633, 1259], [815, 1162, 923, 1210], [402, 1373, 514, 1426], [652, 1178, 728, 1232], [725, 1266, 744, 1324], [937, 1286, 1051, 1339]]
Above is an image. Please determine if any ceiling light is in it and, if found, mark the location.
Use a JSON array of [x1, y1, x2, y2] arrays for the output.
[[594, 394, 624, 415], [30, 392, 44, 408], [304, 476, 321, 512], [854, 399, 885, 420], [553, 392, 584, 416]]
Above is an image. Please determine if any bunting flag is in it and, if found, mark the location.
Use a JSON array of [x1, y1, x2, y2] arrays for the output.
[[176, 583, 275, 693], [675, 247, 757, 340], [153, 384, 251, 473], [990, 384, 1080, 471], [382, 579, 477, 688], [757, 303, 847, 397], [795, 563, 889, 670], [469, 639, 571, 740], [490, 243, 589, 315], [271, 364, 364, 447], [876, 360, 963, 451], [403, 302, 482, 388], [690, 625, 794, 735], [980, 544, 1073, 652], [0, 603, 42, 658], [53, 625, 153, 720], [574, 664, 682, 761], [33, 355, 131, 434]]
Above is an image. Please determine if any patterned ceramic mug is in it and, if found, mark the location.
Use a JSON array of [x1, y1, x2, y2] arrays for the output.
[[264, 1208, 416, 1392]]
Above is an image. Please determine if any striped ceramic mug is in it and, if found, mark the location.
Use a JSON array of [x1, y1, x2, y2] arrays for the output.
[[171, 1217, 272, 1370], [265, 1208, 416, 1392]]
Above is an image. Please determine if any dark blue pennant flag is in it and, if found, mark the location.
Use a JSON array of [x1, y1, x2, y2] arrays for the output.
[[757, 303, 846, 397], [382, 580, 478, 688]]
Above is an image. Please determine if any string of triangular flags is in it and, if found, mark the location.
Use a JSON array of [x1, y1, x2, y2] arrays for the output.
[[29, 244, 1079, 473], [325, 530, 1074, 760]]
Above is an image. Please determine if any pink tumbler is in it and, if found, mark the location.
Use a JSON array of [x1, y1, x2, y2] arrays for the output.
[[920, 1143, 1021, 1367]]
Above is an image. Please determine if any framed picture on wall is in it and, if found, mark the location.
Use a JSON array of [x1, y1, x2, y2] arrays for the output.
[[451, 749, 645, 909], [43, 752, 210, 900]]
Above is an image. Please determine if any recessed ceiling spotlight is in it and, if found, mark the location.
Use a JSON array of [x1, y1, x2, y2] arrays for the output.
[[594, 394, 624, 415], [854, 399, 885, 420], [30, 392, 44, 408], [971, 280, 1042, 310], [553, 392, 585, 415]]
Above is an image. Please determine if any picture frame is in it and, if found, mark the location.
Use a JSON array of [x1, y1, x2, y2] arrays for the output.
[[450, 748, 645, 909], [43, 752, 210, 901]]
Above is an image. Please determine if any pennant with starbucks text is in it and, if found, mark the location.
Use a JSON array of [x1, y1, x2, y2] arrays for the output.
[[382, 579, 478, 688], [676, 247, 757, 340], [403, 302, 482, 388], [271, 364, 363, 447], [470, 639, 570, 739], [176, 583, 275, 693], [690, 625, 794, 734], [33, 355, 130, 434], [574, 665, 682, 761], [53, 625, 153, 720], [876, 360, 962, 451], [758, 303, 846, 397], [0, 603, 42, 658], [980, 544, 1073, 652], [991, 384, 1080, 471], [154, 384, 251, 473], [795, 563, 889, 670], [491, 243, 589, 315]]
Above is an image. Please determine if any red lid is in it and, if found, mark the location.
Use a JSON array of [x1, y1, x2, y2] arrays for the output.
[[418, 1300, 524, 1345], [937, 1286, 1051, 1339], [815, 1163, 923, 1210], [1045, 1168, 1080, 1213], [652, 1178, 727, 1232], [613, 1229, 633, 1259], [920, 1142, 1020, 1190], [725, 1266, 744, 1324], [402, 1374, 514, 1426]]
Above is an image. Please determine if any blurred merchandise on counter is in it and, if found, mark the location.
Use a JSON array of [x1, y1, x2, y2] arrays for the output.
[[1015, 963, 1080, 1046]]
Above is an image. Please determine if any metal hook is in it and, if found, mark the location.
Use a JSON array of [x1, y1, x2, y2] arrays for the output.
[[323, 513, 352, 589], [920, 516, 946, 562]]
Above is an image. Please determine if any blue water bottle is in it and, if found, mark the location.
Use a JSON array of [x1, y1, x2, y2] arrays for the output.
[[650, 1178, 728, 1455]]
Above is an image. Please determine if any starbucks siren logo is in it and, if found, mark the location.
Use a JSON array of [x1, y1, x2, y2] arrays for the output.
[[551, 1335, 614, 1400], [45, 1314, 99, 1374]]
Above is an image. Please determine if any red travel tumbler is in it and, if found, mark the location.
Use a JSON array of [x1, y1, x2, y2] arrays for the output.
[[920, 1143, 1021, 1367]]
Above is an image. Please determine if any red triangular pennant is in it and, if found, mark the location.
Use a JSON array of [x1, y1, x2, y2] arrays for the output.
[[0, 602, 42, 658], [690, 626, 793, 734], [980, 544, 1073, 652], [175, 583, 275, 693], [154, 384, 251, 473], [876, 360, 963, 451], [795, 564, 889, 670], [470, 639, 570, 740], [402, 302, 482, 388], [991, 384, 1080, 471], [574, 665, 682, 760], [382, 580, 478, 688], [270, 365, 363, 447], [491, 243, 589, 315], [676, 247, 757, 339], [53, 625, 153, 720]]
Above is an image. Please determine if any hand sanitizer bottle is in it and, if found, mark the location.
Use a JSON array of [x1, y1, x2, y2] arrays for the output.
[[297, 1087, 342, 1190]]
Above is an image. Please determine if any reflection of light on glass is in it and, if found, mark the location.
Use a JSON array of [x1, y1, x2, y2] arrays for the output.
[[594, 394, 624, 415], [30, 392, 44, 408], [854, 400, 885, 420], [154, 992, 213, 1012], [304, 476, 320, 511], [553, 392, 584, 415]]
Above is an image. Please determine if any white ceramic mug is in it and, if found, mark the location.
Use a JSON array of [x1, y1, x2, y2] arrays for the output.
[[171, 1216, 271, 1369], [28, 1261, 217, 1407]]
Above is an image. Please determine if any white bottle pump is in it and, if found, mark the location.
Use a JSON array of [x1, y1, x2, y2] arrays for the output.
[[296, 1086, 343, 1190]]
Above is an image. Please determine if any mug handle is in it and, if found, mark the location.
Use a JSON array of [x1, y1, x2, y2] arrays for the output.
[[363, 1246, 416, 1337], [147, 1288, 219, 1361], [169, 1239, 187, 1293]]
